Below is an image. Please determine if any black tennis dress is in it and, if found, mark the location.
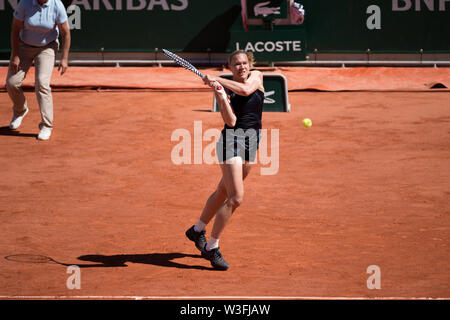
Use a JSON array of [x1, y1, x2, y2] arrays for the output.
[[217, 89, 264, 163]]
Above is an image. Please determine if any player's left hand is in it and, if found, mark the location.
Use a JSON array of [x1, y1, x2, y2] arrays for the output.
[[58, 58, 68, 75], [202, 74, 216, 86]]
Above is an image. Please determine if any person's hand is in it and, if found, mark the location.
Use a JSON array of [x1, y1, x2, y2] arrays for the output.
[[58, 57, 68, 75], [212, 80, 224, 91], [212, 81, 226, 100], [10, 55, 20, 74], [295, 14, 305, 24], [202, 74, 216, 86]]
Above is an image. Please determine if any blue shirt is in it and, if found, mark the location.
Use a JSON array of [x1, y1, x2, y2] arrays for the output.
[[14, 0, 68, 47]]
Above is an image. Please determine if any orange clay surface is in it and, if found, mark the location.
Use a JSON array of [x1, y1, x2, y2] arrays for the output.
[[0, 67, 449, 299]]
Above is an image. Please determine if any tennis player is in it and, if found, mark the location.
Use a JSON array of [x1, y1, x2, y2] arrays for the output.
[[5, 0, 70, 140], [186, 50, 264, 270]]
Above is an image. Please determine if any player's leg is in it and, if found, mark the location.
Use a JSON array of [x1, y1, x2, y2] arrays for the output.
[[5, 43, 35, 129], [186, 160, 252, 253], [199, 157, 244, 270], [210, 156, 245, 241], [199, 158, 252, 226], [186, 177, 227, 251], [34, 43, 57, 140], [198, 160, 252, 224], [198, 179, 227, 225], [242, 160, 252, 180]]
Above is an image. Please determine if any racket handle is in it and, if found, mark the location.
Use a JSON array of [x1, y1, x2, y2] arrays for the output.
[[217, 86, 223, 90]]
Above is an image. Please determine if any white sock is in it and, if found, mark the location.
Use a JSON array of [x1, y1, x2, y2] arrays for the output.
[[194, 220, 206, 233], [206, 237, 219, 251]]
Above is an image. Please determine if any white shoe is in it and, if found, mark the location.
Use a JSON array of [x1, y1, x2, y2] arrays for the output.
[[37, 126, 52, 141], [9, 108, 29, 130]]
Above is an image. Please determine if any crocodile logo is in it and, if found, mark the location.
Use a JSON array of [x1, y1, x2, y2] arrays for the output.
[[264, 90, 276, 104], [254, 1, 281, 17]]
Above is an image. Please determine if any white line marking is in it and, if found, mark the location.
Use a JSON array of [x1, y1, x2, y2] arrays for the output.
[[0, 296, 447, 300]]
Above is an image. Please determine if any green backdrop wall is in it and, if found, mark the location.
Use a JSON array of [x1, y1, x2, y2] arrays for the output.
[[1, 0, 449, 60]]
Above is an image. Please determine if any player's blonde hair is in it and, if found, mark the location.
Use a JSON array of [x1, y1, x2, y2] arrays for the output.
[[227, 50, 255, 68]]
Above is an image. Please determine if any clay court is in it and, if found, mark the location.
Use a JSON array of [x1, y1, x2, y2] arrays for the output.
[[0, 67, 449, 299]]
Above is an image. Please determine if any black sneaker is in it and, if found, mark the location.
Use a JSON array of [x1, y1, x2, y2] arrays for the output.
[[185, 225, 207, 252], [201, 245, 230, 270]]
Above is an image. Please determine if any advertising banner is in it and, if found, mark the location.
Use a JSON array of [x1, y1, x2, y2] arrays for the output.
[[230, 29, 306, 62], [0, 0, 244, 53], [301, 0, 450, 53], [0, 0, 448, 57]]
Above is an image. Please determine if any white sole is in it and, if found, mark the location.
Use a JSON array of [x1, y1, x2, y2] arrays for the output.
[[9, 109, 29, 130]]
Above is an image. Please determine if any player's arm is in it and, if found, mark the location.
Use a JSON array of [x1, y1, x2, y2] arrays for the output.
[[10, 18, 23, 74], [57, 21, 71, 75], [206, 71, 263, 97], [212, 82, 236, 127]]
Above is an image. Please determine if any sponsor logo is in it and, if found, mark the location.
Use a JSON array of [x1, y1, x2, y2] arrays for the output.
[[0, 0, 189, 11], [264, 90, 276, 104], [253, 1, 280, 17], [393, 0, 449, 11], [236, 40, 302, 53]]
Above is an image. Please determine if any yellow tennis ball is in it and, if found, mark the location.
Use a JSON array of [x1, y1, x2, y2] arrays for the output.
[[302, 118, 312, 128]]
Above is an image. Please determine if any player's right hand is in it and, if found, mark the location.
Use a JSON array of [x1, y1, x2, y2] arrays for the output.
[[211, 81, 222, 91], [10, 55, 20, 74]]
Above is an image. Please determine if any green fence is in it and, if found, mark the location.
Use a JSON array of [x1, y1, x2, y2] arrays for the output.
[[301, 0, 450, 54], [0, 0, 245, 53], [0, 0, 449, 59]]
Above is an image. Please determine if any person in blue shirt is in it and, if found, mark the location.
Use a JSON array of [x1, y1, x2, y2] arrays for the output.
[[6, 0, 71, 141]]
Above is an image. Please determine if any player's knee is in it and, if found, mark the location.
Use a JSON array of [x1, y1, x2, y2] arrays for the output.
[[5, 76, 21, 90], [229, 194, 243, 209]]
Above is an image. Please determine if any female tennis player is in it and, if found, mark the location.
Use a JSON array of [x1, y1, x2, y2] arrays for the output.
[[186, 50, 264, 270]]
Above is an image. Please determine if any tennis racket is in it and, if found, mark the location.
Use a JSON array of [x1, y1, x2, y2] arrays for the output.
[[162, 49, 223, 90]]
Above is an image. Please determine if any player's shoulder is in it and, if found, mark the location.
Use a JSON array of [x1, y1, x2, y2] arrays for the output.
[[17, 0, 32, 7], [250, 69, 263, 76], [54, 0, 66, 9], [250, 70, 263, 80]]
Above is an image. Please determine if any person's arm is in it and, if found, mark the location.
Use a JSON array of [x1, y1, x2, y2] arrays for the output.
[[204, 70, 263, 97], [212, 82, 236, 127], [57, 21, 70, 75], [10, 18, 23, 74]]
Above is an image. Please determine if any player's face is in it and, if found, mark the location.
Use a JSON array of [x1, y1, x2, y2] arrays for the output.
[[230, 54, 250, 82]]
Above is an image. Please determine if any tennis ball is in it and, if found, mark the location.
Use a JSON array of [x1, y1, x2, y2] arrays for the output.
[[302, 118, 312, 128]]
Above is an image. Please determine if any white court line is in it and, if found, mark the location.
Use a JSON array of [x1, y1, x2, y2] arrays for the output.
[[0, 296, 447, 300]]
